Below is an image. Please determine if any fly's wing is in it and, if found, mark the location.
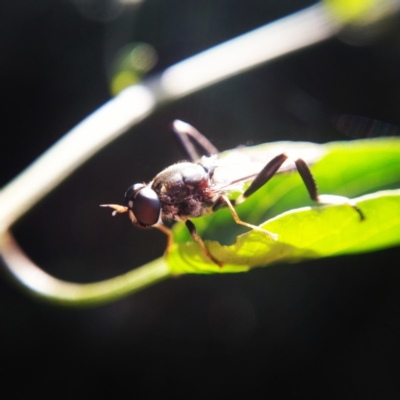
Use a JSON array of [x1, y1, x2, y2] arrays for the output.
[[212, 141, 326, 195]]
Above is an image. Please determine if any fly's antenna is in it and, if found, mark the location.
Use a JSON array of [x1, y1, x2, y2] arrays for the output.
[[100, 204, 128, 216]]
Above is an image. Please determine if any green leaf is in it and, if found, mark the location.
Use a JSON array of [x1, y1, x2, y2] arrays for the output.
[[167, 138, 400, 274]]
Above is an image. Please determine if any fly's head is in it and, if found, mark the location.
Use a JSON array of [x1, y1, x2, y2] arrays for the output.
[[101, 183, 161, 228], [124, 183, 161, 228]]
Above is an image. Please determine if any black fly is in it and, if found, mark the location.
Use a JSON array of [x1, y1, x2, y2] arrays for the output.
[[102, 120, 364, 266]]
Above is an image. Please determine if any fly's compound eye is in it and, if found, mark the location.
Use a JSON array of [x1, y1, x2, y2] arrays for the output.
[[124, 183, 144, 206], [124, 184, 161, 226]]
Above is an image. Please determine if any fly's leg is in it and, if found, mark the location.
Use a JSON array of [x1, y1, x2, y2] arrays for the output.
[[102, 204, 222, 264], [154, 223, 175, 253], [185, 220, 223, 267], [171, 120, 219, 161], [294, 158, 365, 220], [241, 154, 289, 199], [237, 153, 364, 220], [220, 195, 278, 240]]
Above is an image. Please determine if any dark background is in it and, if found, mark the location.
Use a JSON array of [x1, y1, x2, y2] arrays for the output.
[[1, 0, 400, 398]]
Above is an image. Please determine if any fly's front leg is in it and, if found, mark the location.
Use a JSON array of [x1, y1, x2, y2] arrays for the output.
[[185, 220, 223, 267], [154, 223, 175, 253]]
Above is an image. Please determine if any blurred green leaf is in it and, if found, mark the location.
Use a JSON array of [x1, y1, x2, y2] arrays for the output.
[[167, 138, 400, 274], [110, 43, 158, 95]]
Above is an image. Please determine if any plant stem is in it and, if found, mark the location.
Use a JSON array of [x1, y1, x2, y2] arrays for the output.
[[0, 232, 172, 306]]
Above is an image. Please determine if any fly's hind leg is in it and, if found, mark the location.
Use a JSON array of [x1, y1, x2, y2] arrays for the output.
[[218, 154, 290, 240], [236, 153, 364, 220], [294, 158, 365, 220]]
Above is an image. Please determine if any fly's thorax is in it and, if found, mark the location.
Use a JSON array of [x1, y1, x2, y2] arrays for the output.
[[151, 162, 209, 197], [150, 161, 219, 219]]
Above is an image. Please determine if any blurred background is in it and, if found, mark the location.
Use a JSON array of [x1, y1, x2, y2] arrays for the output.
[[1, 0, 400, 397]]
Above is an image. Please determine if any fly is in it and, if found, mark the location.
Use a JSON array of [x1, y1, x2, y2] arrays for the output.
[[102, 120, 364, 266]]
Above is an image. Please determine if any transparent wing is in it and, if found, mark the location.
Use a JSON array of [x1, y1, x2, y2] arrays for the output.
[[211, 141, 326, 192]]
